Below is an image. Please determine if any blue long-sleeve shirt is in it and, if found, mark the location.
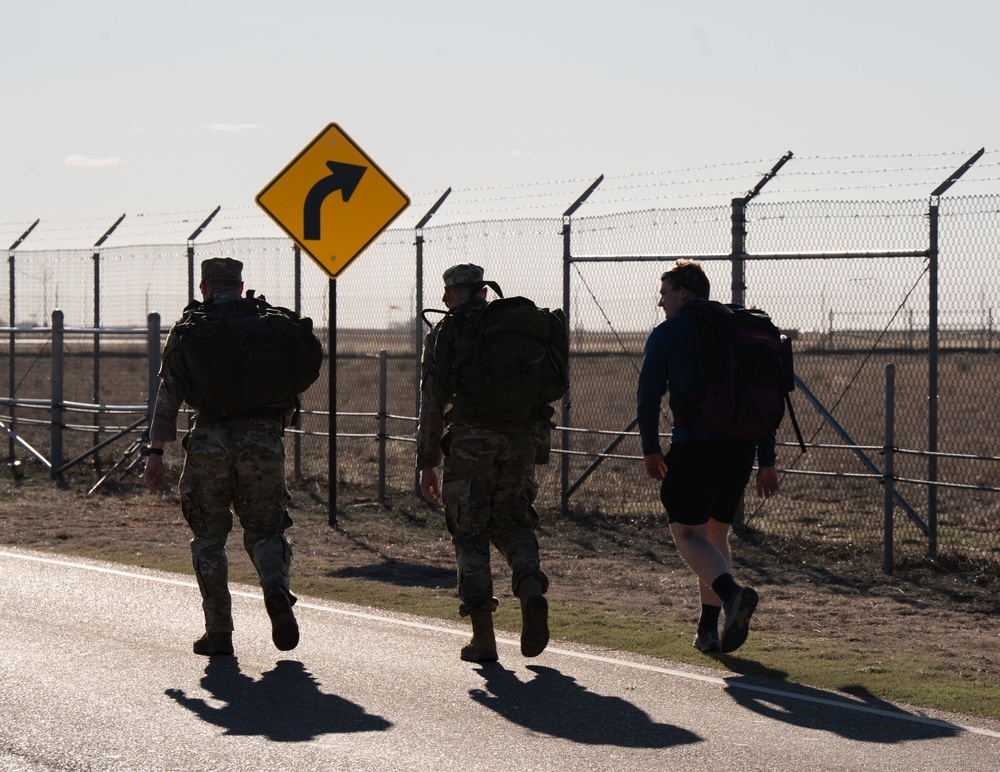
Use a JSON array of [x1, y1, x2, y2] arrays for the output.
[[636, 299, 776, 466]]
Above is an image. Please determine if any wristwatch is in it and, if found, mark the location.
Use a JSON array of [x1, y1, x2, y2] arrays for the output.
[[141, 446, 164, 456]]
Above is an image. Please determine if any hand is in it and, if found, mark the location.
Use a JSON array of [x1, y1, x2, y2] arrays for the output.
[[756, 465, 779, 498], [643, 453, 666, 481], [144, 455, 165, 493], [420, 467, 441, 505]]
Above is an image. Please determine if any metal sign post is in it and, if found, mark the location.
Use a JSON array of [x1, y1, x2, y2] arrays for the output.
[[256, 123, 410, 525]]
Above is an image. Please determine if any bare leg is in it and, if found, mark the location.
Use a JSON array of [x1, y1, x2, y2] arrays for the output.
[[697, 518, 732, 605], [669, 521, 730, 592]]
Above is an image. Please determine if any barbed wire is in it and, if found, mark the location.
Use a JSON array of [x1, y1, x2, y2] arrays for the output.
[[797, 150, 989, 161], [2, 208, 234, 247], [755, 176, 1000, 197], [603, 156, 784, 179], [406, 150, 994, 199], [6, 151, 999, 244], [410, 175, 597, 198], [777, 160, 1000, 177]]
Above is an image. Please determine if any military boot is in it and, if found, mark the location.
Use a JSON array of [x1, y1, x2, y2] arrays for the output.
[[264, 586, 300, 652], [460, 611, 498, 663], [192, 631, 234, 657], [518, 576, 549, 657]]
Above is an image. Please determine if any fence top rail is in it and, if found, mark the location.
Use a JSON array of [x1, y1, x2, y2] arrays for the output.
[[570, 249, 930, 263], [0, 397, 148, 413], [0, 326, 150, 335]]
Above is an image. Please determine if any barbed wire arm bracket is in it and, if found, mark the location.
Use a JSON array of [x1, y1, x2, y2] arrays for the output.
[[930, 148, 985, 198]]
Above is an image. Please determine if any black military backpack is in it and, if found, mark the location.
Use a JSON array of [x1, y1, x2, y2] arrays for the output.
[[427, 283, 569, 426], [670, 300, 805, 451], [173, 291, 324, 414]]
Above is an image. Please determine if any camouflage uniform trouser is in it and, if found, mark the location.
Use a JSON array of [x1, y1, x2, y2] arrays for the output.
[[441, 424, 549, 617], [179, 419, 293, 634]]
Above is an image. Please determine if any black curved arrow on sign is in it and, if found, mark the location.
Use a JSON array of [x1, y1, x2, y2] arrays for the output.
[[303, 160, 367, 240]]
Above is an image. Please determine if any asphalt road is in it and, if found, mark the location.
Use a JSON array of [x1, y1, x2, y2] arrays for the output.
[[1, 546, 998, 771]]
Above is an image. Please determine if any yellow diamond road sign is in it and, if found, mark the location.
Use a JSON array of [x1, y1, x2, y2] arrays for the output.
[[255, 123, 410, 278]]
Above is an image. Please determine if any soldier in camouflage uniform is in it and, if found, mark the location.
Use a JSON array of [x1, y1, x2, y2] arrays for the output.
[[144, 258, 299, 657], [417, 263, 551, 663]]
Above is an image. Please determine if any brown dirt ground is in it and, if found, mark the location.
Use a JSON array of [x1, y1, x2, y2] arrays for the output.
[[1, 467, 997, 712]]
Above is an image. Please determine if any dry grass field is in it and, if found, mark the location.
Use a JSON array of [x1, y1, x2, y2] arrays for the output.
[[2, 330, 999, 568]]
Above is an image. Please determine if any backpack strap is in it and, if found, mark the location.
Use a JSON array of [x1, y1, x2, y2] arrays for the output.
[[468, 279, 504, 298], [784, 392, 807, 453], [421, 308, 449, 328]]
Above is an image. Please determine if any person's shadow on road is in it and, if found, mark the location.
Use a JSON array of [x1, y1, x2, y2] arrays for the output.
[[469, 664, 700, 748], [166, 658, 392, 741], [723, 672, 960, 744]]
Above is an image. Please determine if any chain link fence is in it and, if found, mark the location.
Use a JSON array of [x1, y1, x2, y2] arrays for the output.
[[3, 154, 1000, 571]]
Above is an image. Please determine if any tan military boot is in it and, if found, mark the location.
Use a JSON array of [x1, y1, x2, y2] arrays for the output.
[[518, 577, 549, 657], [460, 611, 498, 662]]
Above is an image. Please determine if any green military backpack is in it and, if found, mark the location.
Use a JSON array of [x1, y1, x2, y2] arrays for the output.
[[172, 291, 324, 415], [430, 284, 569, 425]]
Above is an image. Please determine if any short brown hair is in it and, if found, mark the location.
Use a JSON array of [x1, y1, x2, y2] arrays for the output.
[[661, 259, 710, 299]]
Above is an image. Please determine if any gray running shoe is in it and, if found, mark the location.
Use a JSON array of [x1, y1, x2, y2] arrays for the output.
[[720, 587, 759, 653], [693, 629, 720, 653]]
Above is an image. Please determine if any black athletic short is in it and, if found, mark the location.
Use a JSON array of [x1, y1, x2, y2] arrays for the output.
[[659, 439, 756, 526]]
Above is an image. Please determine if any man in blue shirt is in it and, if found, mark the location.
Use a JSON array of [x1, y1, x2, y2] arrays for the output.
[[637, 259, 779, 654]]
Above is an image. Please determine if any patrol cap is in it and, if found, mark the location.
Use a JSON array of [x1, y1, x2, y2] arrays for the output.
[[201, 257, 243, 283], [443, 263, 484, 288]]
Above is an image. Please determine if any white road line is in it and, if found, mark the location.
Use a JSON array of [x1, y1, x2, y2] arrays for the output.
[[3, 547, 999, 740]]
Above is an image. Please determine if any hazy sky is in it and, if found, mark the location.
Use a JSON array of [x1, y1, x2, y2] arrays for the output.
[[2, 0, 996, 231]]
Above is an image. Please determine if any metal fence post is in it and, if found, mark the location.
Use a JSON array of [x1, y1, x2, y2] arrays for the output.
[[884, 363, 895, 575], [186, 206, 221, 302], [294, 245, 302, 481], [51, 310, 64, 481], [413, 188, 451, 495], [731, 196, 747, 306], [7, 220, 38, 461], [561, 176, 604, 515], [91, 213, 125, 474], [146, 313, 161, 431], [927, 201, 940, 558], [6, 250, 11, 462], [730, 196, 747, 528], [560, 215, 572, 515], [92, 246, 101, 472], [328, 277, 338, 527], [731, 154, 791, 529], [926, 148, 984, 558], [378, 350, 388, 506]]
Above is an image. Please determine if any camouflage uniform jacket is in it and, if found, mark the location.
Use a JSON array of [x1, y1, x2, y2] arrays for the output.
[[416, 299, 552, 469]]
